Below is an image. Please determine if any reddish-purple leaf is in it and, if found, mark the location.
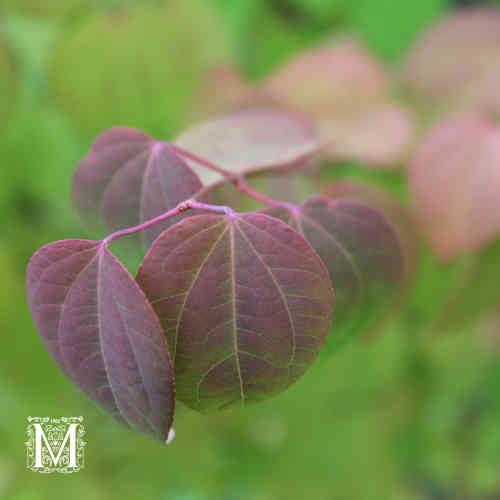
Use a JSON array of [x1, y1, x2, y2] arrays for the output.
[[72, 127, 202, 247], [264, 197, 404, 349], [136, 213, 333, 411], [26, 240, 175, 441], [321, 181, 418, 279], [410, 114, 500, 260], [174, 109, 320, 185]]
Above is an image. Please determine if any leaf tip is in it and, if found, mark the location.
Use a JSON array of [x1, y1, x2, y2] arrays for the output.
[[165, 428, 176, 445]]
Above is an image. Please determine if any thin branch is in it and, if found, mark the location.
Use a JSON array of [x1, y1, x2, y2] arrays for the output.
[[168, 142, 296, 210], [103, 199, 235, 246], [166, 143, 233, 178]]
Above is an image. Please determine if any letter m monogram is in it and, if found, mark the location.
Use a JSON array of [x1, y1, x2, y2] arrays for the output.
[[26, 417, 85, 473], [34, 423, 78, 468]]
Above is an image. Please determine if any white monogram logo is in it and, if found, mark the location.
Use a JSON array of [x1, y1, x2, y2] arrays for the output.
[[25, 417, 86, 473]]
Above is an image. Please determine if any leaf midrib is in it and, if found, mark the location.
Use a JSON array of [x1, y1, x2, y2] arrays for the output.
[[172, 221, 230, 365], [229, 224, 245, 407], [235, 218, 297, 372]]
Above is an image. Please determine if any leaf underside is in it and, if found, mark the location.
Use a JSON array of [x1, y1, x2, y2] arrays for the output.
[[26, 239, 175, 441], [174, 108, 320, 185], [137, 213, 333, 412]]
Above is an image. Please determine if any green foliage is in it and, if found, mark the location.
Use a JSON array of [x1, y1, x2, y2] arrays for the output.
[[48, 0, 228, 138], [0, 99, 82, 219], [350, 0, 449, 60], [213, 0, 343, 78]]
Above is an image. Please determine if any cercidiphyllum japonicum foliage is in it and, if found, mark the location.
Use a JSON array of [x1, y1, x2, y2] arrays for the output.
[[174, 110, 405, 349], [26, 240, 176, 442], [47, 0, 228, 139], [200, 178, 405, 352], [27, 113, 405, 440], [136, 212, 334, 412], [192, 37, 415, 169], [71, 110, 319, 244], [0, 32, 18, 129]]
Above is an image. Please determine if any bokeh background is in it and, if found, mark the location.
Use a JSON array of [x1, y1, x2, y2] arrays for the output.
[[2, 0, 500, 498]]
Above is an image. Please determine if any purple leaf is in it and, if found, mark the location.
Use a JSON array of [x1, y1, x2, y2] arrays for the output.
[[321, 181, 418, 279], [26, 239, 175, 441], [264, 196, 404, 348], [136, 213, 333, 411], [72, 127, 202, 248], [174, 109, 320, 185], [410, 114, 500, 260]]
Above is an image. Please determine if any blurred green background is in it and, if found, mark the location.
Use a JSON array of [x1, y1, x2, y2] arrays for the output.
[[2, 0, 500, 499]]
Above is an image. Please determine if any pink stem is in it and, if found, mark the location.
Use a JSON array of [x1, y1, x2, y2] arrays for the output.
[[167, 143, 233, 178], [103, 199, 234, 246], [168, 142, 281, 207]]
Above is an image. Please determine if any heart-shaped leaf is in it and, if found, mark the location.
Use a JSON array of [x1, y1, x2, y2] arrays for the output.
[[174, 109, 320, 185], [264, 196, 404, 349], [72, 127, 202, 248], [410, 115, 500, 260], [136, 213, 333, 411], [26, 239, 175, 441]]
